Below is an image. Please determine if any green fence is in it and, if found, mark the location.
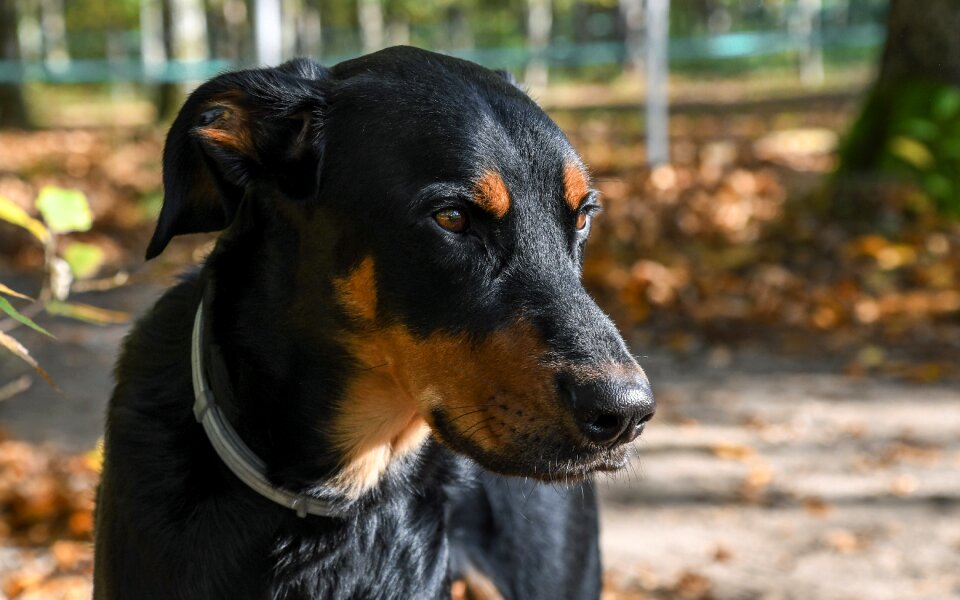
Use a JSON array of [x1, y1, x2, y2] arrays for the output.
[[0, 25, 884, 84]]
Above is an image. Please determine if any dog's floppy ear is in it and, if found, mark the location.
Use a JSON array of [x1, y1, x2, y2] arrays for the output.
[[145, 58, 329, 259]]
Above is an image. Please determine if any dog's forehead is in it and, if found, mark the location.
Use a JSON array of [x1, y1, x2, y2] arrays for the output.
[[327, 48, 585, 217]]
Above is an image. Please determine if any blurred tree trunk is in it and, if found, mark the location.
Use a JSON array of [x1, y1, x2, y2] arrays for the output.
[[0, 0, 28, 128], [255, 0, 283, 64], [645, 0, 669, 166], [841, 0, 960, 171], [385, 21, 409, 48], [170, 0, 210, 62], [358, 0, 384, 54], [525, 0, 551, 89], [141, 0, 166, 75], [445, 6, 471, 51], [281, 0, 300, 59], [572, 3, 589, 44], [297, 0, 322, 59], [156, 0, 180, 120], [793, 0, 823, 88], [39, 0, 69, 65], [222, 0, 252, 61], [834, 0, 960, 220], [619, 0, 644, 73], [156, 0, 210, 120], [876, 0, 960, 87]]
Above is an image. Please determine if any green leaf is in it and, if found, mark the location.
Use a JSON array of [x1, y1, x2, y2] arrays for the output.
[[923, 173, 954, 201], [46, 300, 129, 325], [0, 282, 33, 301], [35, 186, 93, 234], [138, 193, 163, 220], [63, 242, 105, 280], [0, 195, 50, 242], [932, 87, 960, 122], [901, 118, 938, 142], [889, 136, 935, 171], [0, 297, 52, 337], [0, 330, 57, 389]]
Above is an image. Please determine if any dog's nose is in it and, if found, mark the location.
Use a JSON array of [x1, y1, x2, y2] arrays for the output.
[[560, 373, 655, 447]]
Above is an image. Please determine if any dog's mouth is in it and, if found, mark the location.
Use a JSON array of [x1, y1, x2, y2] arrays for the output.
[[429, 406, 634, 482]]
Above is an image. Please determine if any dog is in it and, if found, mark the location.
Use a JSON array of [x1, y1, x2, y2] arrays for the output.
[[93, 46, 654, 600]]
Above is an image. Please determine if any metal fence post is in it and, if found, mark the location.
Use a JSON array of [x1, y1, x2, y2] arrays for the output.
[[645, 0, 670, 167], [256, 0, 283, 66]]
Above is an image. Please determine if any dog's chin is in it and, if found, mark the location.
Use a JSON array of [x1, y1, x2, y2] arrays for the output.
[[474, 446, 630, 482], [435, 430, 631, 482]]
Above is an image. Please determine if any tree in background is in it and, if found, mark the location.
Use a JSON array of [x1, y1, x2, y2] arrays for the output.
[[837, 0, 960, 218], [0, 0, 29, 128], [525, 0, 552, 87]]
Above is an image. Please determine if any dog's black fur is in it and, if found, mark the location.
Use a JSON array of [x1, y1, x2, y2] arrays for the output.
[[94, 47, 653, 599]]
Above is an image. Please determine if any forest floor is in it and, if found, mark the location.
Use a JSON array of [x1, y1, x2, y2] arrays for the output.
[[1, 88, 959, 598]]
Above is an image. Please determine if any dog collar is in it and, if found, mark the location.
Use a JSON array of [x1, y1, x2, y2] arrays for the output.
[[191, 303, 341, 518]]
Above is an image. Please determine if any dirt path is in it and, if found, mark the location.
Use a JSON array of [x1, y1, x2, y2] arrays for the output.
[[598, 361, 960, 600], [1, 281, 958, 599]]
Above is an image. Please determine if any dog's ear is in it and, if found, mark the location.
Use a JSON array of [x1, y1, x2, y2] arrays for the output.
[[145, 58, 329, 259]]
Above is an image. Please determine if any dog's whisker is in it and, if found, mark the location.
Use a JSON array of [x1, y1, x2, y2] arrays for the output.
[[357, 362, 389, 372]]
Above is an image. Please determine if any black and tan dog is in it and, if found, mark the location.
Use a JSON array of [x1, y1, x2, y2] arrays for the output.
[[94, 47, 654, 599]]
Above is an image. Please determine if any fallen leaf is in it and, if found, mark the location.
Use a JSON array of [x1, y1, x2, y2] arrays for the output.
[[823, 529, 867, 553], [802, 496, 833, 518], [711, 545, 734, 562], [0, 330, 57, 389], [709, 442, 756, 461]]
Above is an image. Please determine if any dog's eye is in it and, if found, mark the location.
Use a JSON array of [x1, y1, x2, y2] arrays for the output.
[[575, 211, 589, 231], [434, 208, 468, 233], [576, 205, 599, 231]]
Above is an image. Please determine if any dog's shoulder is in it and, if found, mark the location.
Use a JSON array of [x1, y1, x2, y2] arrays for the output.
[[112, 271, 202, 404]]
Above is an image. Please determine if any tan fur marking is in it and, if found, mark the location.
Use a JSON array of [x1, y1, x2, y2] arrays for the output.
[[330, 314, 571, 500], [330, 257, 432, 498], [473, 170, 511, 219], [334, 257, 378, 322], [461, 568, 505, 600], [196, 100, 256, 157], [329, 369, 430, 496], [451, 580, 468, 600], [563, 163, 590, 211]]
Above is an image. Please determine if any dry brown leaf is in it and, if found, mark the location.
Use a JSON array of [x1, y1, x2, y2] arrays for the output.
[[709, 442, 756, 462], [711, 545, 734, 562], [802, 496, 833, 518], [823, 529, 867, 553], [672, 570, 714, 600]]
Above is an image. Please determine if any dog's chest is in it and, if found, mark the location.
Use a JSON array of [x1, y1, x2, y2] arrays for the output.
[[265, 506, 450, 600]]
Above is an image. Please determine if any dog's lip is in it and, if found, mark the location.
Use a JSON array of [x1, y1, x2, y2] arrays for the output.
[[537, 448, 630, 480], [579, 452, 628, 473], [589, 457, 628, 472]]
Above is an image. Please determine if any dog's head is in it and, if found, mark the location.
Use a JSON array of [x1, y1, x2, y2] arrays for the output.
[[150, 47, 653, 496]]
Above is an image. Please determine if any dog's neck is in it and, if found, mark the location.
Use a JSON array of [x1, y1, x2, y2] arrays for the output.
[[199, 199, 429, 503]]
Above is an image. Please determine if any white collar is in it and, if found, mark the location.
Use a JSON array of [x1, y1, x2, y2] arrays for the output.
[[190, 302, 342, 518]]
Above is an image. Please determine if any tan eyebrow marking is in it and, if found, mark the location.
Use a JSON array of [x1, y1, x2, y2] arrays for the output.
[[563, 163, 590, 211], [473, 170, 511, 219]]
